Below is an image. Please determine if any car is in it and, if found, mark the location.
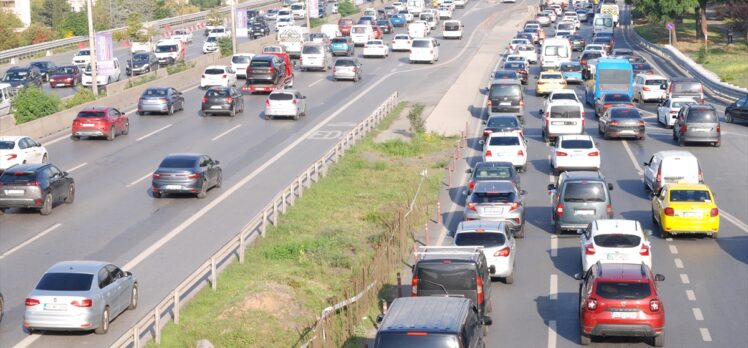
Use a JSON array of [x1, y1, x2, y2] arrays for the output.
[[508, 38, 531, 51], [542, 9, 557, 22], [330, 36, 355, 56], [632, 62, 655, 76], [591, 36, 613, 54], [409, 38, 439, 64], [376, 19, 394, 34], [248, 21, 270, 39], [338, 18, 354, 36], [506, 54, 529, 66], [632, 74, 668, 103], [397, 9, 413, 22], [612, 48, 635, 57], [579, 219, 652, 272], [501, 61, 529, 84], [550, 135, 600, 175], [542, 89, 580, 111], [71, 107, 129, 141], [568, 35, 586, 51], [308, 32, 330, 45], [2, 66, 43, 92], [151, 153, 222, 198], [48, 65, 81, 88], [24, 261, 137, 334], [200, 66, 237, 89], [651, 183, 719, 239], [81, 59, 121, 87], [275, 15, 293, 31], [575, 9, 589, 22], [463, 181, 527, 237], [264, 89, 307, 120], [668, 77, 704, 103], [559, 61, 583, 84], [29, 61, 57, 82], [579, 51, 603, 79], [125, 52, 159, 76], [454, 221, 517, 283], [656, 97, 697, 128], [576, 262, 666, 346], [202, 36, 219, 54], [481, 132, 528, 171], [0, 163, 74, 215], [490, 70, 519, 82], [437, 5, 453, 18], [388, 14, 406, 27], [443, 19, 464, 39], [137, 87, 185, 116], [207, 26, 230, 38], [541, 98, 585, 144], [262, 45, 286, 55], [548, 171, 615, 235], [72, 49, 92, 67], [231, 53, 255, 79], [0, 136, 48, 173], [265, 9, 278, 19], [487, 79, 525, 120], [514, 44, 538, 64], [363, 40, 390, 58], [465, 161, 521, 194], [201, 86, 244, 117], [390, 34, 412, 52], [332, 57, 362, 82], [725, 95, 748, 124], [536, 13, 551, 26], [672, 104, 721, 147], [482, 114, 523, 139], [599, 107, 646, 140], [594, 93, 635, 118], [643, 150, 703, 194], [583, 44, 608, 57], [170, 29, 193, 43], [536, 71, 567, 96], [300, 42, 333, 71]]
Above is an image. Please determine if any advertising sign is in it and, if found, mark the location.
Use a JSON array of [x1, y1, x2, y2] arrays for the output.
[[310, 0, 319, 18], [236, 9, 248, 38], [95, 32, 115, 76]]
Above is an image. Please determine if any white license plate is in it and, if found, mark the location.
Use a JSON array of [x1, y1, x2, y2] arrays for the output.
[[483, 207, 503, 214], [575, 209, 595, 216], [499, 102, 511, 106], [4, 189, 24, 195], [611, 311, 637, 319], [682, 211, 702, 217], [164, 185, 182, 190], [692, 128, 709, 132], [606, 253, 628, 261], [620, 130, 635, 134], [82, 123, 94, 127], [43, 303, 67, 311], [210, 105, 222, 109]]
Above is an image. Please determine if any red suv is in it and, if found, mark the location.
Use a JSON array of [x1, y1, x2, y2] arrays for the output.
[[71, 107, 129, 141], [575, 262, 666, 346]]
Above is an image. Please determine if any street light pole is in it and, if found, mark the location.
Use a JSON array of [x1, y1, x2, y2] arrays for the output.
[[305, 0, 311, 30], [86, 0, 98, 96], [230, 0, 237, 55]]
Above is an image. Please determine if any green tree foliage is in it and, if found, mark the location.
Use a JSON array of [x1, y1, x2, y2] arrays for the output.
[[0, 11, 23, 50], [190, 0, 221, 11], [632, 0, 698, 44], [11, 87, 61, 124], [36, 0, 73, 28], [218, 37, 233, 57], [154, 0, 174, 20], [59, 11, 89, 37], [62, 88, 96, 109], [338, 0, 359, 17], [23, 24, 58, 45]]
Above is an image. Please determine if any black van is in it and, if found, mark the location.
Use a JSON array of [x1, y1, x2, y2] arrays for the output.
[[487, 79, 525, 122], [374, 297, 492, 348], [668, 77, 704, 103], [411, 246, 493, 316]]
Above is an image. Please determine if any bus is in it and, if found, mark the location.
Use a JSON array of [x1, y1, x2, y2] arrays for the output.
[[585, 58, 633, 105]]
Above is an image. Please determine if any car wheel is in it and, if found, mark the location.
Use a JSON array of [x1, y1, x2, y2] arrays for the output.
[[196, 180, 208, 199], [153, 191, 162, 199], [580, 333, 591, 345], [215, 171, 222, 188], [554, 222, 562, 235], [42, 154, 48, 163], [515, 223, 525, 238], [653, 332, 664, 347], [107, 127, 115, 141], [293, 112, 300, 121], [230, 107, 236, 117], [94, 307, 109, 334], [71, 135, 80, 141], [168, 104, 174, 115], [138, 111, 144, 116], [128, 284, 138, 310], [64, 184, 75, 204], [123, 122, 129, 135], [714, 140, 721, 147], [660, 226, 671, 239], [39, 194, 53, 215], [725, 112, 733, 123]]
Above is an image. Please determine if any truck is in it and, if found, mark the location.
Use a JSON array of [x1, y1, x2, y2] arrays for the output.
[[585, 58, 633, 105], [407, 0, 425, 16], [154, 39, 185, 66], [599, 2, 620, 26], [241, 53, 294, 93], [277, 25, 307, 58]]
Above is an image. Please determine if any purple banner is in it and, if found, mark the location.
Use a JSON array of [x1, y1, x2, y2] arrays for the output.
[[236, 9, 247, 38], [310, 0, 319, 18], [95, 32, 113, 61]]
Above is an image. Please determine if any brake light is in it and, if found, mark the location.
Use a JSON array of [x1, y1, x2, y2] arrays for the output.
[[710, 208, 719, 217], [476, 276, 484, 305], [222, 74, 227, 79], [469, 181, 475, 190], [25, 298, 40, 306], [467, 202, 477, 211], [225, 97, 233, 103], [5, 154, 17, 160], [586, 298, 597, 310], [160, 98, 169, 102], [152, 173, 161, 179], [494, 247, 511, 257], [698, 166, 703, 182], [603, 103, 612, 109], [606, 204, 613, 217], [664, 207, 674, 216], [585, 242, 595, 255], [580, 58, 586, 65], [638, 120, 646, 126], [642, 86, 651, 91], [292, 99, 297, 105], [71, 299, 93, 307], [483, 130, 493, 136], [716, 125, 721, 133], [485, 150, 492, 157], [202, 97, 208, 103], [509, 202, 520, 211], [609, 120, 620, 126], [517, 149, 524, 156], [587, 151, 599, 157], [556, 151, 568, 156], [640, 243, 650, 256], [187, 173, 201, 179], [649, 299, 661, 312], [411, 276, 418, 295], [407, 332, 428, 336], [556, 203, 564, 217], [656, 167, 662, 183]]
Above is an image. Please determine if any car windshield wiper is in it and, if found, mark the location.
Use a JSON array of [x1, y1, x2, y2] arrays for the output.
[[564, 198, 585, 202], [419, 278, 450, 296]]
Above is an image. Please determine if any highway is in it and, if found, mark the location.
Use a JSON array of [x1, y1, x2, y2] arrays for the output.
[[0, 1, 508, 347]]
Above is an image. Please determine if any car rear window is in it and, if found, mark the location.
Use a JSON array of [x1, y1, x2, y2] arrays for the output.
[[488, 136, 520, 146], [335, 59, 356, 67], [35, 273, 93, 291], [269, 93, 294, 101], [542, 73, 563, 79], [0, 141, 15, 149], [411, 40, 431, 48], [54, 67, 77, 74], [686, 109, 718, 123], [445, 23, 460, 30], [487, 117, 519, 128], [232, 55, 252, 63], [77, 111, 106, 118], [302, 45, 323, 54], [645, 79, 667, 86], [673, 82, 702, 93], [472, 191, 516, 203], [376, 333, 459, 348], [352, 27, 367, 34], [206, 89, 230, 97], [159, 157, 197, 168], [339, 19, 353, 25], [503, 62, 525, 70], [550, 105, 581, 118], [455, 232, 505, 248], [144, 88, 168, 96], [331, 38, 348, 43], [594, 234, 641, 248], [552, 93, 576, 101], [0, 170, 37, 183], [595, 281, 651, 300], [610, 108, 641, 119], [493, 71, 518, 79], [670, 189, 711, 202], [416, 263, 477, 291], [204, 68, 226, 74], [604, 94, 631, 102], [474, 166, 512, 180], [671, 100, 695, 109], [582, 52, 602, 60], [561, 139, 593, 149], [562, 182, 606, 202], [490, 84, 521, 98], [250, 60, 272, 67]]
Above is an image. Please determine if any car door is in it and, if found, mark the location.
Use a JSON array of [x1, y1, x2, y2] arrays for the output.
[[111, 109, 124, 132], [106, 265, 128, 314], [652, 187, 667, 224], [643, 155, 659, 190], [295, 91, 305, 114], [657, 99, 669, 122], [737, 97, 748, 120], [172, 88, 183, 109], [200, 156, 214, 185], [97, 266, 117, 313], [16, 137, 31, 163], [26, 138, 44, 162], [47, 165, 66, 202]]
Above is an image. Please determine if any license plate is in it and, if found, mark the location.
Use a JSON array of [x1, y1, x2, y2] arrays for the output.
[[611, 311, 637, 319], [44, 303, 67, 311], [575, 209, 595, 216], [692, 128, 709, 132], [483, 207, 503, 214], [620, 130, 635, 134], [682, 211, 702, 217], [82, 123, 94, 127], [164, 185, 182, 190], [210, 105, 222, 109], [4, 189, 23, 195], [606, 253, 628, 261], [500, 102, 511, 106]]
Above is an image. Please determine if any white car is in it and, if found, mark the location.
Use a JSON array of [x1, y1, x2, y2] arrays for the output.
[[505, 54, 529, 66], [442, 20, 463, 39], [543, 89, 580, 112], [514, 44, 538, 64], [0, 136, 48, 172], [550, 135, 600, 175], [275, 16, 293, 31], [508, 38, 531, 51], [202, 36, 219, 54], [207, 26, 230, 38], [363, 40, 389, 58], [72, 49, 91, 67], [656, 97, 698, 128], [170, 29, 193, 44], [442, 0, 456, 11], [398, 9, 414, 22], [265, 90, 306, 120], [633, 73, 669, 102], [290, 3, 306, 19], [542, 10, 557, 22], [482, 132, 528, 171], [391, 34, 412, 51], [562, 13, 581, 29], [437, 6, 452, 19], [231, 53, 255, 79], [580, 219, 653, 272], [453, 221, 516, 283], [536, 14, 551, 26], [583, 44, 608, 56], [200, 66, 237, 88], [453, 0, 466, 8], [409, 38, 439, 64]]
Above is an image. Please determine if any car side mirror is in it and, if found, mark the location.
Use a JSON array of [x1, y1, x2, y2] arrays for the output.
[[642, 161, 649, 166], [535, 75, 539, 79], [547, 184, 556, 191], [577, 228, 584, 235], [574, 272, 584, 280], [539, 109, 544, 114], [489, 265, 496, 274], [376, 313, 385, 324], [63, 171, 69, 177], [607, 183, 614, 190], [126, 271, 133, 277], [655, 274, 666, 282], [478, 139, 485, 145], [644, 229, 653, 236], [481, 316, 493, 326], [465, 168, 473, 174]]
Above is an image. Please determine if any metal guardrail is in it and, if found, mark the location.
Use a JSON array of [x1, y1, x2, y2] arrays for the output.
[[0, 0, 279, 62], [110, 92, 399, 348]]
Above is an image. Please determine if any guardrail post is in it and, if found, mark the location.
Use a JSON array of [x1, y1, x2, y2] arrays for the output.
[[281, 190, 288, 214], [333, 145, 340, 163], [133, 326, 140, 348], [210, 257, 217, 290], [298, 176, 304, 198], [239, 232, 245, 264], [155, 306, 161, 344], [174, 290, 180, 325], [261, 209, 268, 235], [272, 199, 278, 226]]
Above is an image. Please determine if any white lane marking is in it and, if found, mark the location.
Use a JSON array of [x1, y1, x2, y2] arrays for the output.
[[136, 124, 173, 142], [308, 78, 324, 87], [549, 274, 558, 300], [668, 245, 678, 254], [212, 124, 242, 141], [0, 223, 62, 260], [126, 172, 153, 188], [44, 134, 71, 146], [700, 328, 712, 342], [547, 320, 557, 348], [183, 85, 199, 93], [680, 273, 690, 284], [674, 258, 684, 269], [721, 210, 748, 233], [390, 68, 397, 72], [666, 237, 673, 242], [686, 289, 696, 301], [693, 308, 704, 321], [66, 162, 87, 172], [550, 235, 557, 257], [621, 140, 644, 175]]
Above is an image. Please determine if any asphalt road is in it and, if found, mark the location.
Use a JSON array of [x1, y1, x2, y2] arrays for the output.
[[0, 1, 506, 347]]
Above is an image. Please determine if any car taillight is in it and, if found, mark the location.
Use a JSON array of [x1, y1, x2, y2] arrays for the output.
[[483, 130, 493, 136], [201, 74, 205, 78], [485, 150, 492, 157], [710, 208, 719, 217], [469, 181, 475, 190], [25, 298, 40, 307], [609, 121, 620, 126], [584, 242, 595, 255], [580, 59, 586, 65], [517, 149, 524, 156], [640, 243, 650, 256], [606, 204, 613, 217], [160, 98, 169, 102], [225, 97, 233, 103], [152, 173, 161, 179], [603, 103, 612, 109], [187, 173, 201, 179], [656, 167, 662, 183], [556, 151, 568, 156], [698, 166, 703, 182], [5, 154, 17, 160], [586, 298, 597, 310], [476, 276, 484, 305], [664, 207, 674, 216], [588, 151, 599, 156], [467, 202, 477, 211], [642, 86, 651, 91], [509, 202, 520, 211], [222, 74, 228, 79], [649, 299, 661, 312], [716, 125, 721, 133], [202, 97, 208, 103], [556, 203, 564, 217], [265, 99, 270, 107], [411, 276, 418, 296], [292, 99, 297, 105], [638, 120, 646, 126], [520, 69, 528, 75], [71, 299, 93, 307], [494, 247, 511, 257]]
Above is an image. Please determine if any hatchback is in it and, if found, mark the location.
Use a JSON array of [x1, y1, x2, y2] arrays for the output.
[[633, 74, 668, 103], [265, 90, 307, 120], [594, 93, 635, 118], [71, 107, 129, 141], [482, 114, 523, 139], [24, 261, 137, 334], [465, 161, 521, 194], [125, 52, 159, 76], [201, 87, 244, 117], [390, 34, 412, 52], [501, 61, 529, 84], [550, 135, 601, 175], [200, 66, 237, 89], [363, 40, 390, 58], [138, 87, 185, 116], [0, 136, 48, 172], [454, 221, 516, 282], [549, 171, 615, 235], [568, 35, 586, 51], [30, 61, 57, 82], [463, 181, 527, 237], [152, 153, 222, 198], [599, 107, 646, 140], [673, 104, 721, 147], [481, 132, 528, 171], [332, 57, 362, 82], [656, 97, 698, 128], [0, 163, 74, 215], [330, 37, 355, 56], [376, 19, 394, 34], [579, 219, 652, 272], [48, 66, 81, 88]]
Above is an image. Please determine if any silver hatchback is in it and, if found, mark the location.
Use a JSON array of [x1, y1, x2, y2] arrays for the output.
[[673, 104, 721, 147], [24, 261, 137, 334], [264, 90, 307, 120], [463, 181, 527, 238], [332, 57, 362, 82]]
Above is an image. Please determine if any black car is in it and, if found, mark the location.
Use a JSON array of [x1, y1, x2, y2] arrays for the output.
[[249, 21, 270, 39], [568, 35, 586, 51], [466, 161, 521, 193], [201, 86, 245, 117], [481, 114, 523, 139], [725, 95, 748, 124], [632, 62, 654, 76], [502, 61, 529, 84], [599, 107, 646, 140], [151, 153, 222, 199], [29, 61, 57, 82], [126, 52, 159, 76], [0, 163, 74, 215], [2, 66, 43, 92], [376, 20, 394, 34]]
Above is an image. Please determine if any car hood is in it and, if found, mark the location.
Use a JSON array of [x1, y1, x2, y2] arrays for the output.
[[49, 73, 77, 79], [5, 80, 28, 87], [129, 61, 150, 68]]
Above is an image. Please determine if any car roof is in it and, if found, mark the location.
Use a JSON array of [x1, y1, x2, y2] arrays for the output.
[[548, 99, 581, 106], [7, 66, 31, 71], [663, 183, 711, 191], [0, 163, 48, 172], [558, 134, 593, 141], [205, 65, 228, 70], [473, 181, 515, 193], [47, 260, 109, 274], [562, 170, 605, 181], [456, 220, 507, 233], [595, 262, 651, 282], [474, 161, 513, 168], [654, 150, 697, 159], [379, 297, 471, 334], [79, 106, 112, 112], [0, 136, 23, 142], [670, 76, 699, 82], [591, 219, 642, 236], [490, 79, 522, 86], [162, 153, 203, 160]]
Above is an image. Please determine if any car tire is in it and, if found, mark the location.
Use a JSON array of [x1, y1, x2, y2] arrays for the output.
[[196, 180, 208, 199], [123, 122, 129, 135], [138, 111, 145, 116], [653, 332, 664, 347], [153, 191, 162, 198], [554, 222, 562, 235], [94, 307, 109, 335], [64, 184, 75, 204], [215, 171, 222, 189], [42, 154, 48, 163], [107, 127, 115, 141], [725, 112, 733, 123], [660, 226, 671, 239], [128, 284, 138, 310], [39, 194, 53, 215], [580, 333, 591, 345], [515, 223, 525, 238], [71, 135, 80, 141], [168, 104, 174, 115], [293, 112, 300, 121]]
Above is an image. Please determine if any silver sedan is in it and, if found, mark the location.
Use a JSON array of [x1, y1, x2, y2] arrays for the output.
[[463, 181, 527, 238], [24, 261, 137, 334]]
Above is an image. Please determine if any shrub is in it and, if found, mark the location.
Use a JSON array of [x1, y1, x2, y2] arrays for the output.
[[12, 87, 60, 124], [62, 88, 96, 109], [407, 103, 426, 134], [218, 37, 233, 57], [167, 61, 193, 75], [338, 0, 359, 17]]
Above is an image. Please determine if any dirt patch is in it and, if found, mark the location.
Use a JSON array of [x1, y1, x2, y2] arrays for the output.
[[219, 282, 308, 324], [374, 106, 412, 143]]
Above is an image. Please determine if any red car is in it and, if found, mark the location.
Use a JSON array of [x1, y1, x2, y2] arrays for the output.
[[71, 107, 129, 141], [48, 65, 81, 88], [338, 18, 354, 36], [372, 26, 383, 39], [576, 262, 666, 346]]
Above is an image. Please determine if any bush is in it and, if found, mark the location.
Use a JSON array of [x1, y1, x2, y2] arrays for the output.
[[407, 103, 426, 134], [338, 0, 359, 17], [167, 61, 193, 75], [11, 87, 60, 124], [62, 88, 96, 109], [218, 37, 233, 57]]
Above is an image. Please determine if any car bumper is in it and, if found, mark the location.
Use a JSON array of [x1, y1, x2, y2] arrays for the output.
[[49, 80, 76, 87], [680, 133, 720, 143], [153, 180, 201, 193], [25, 311, 101, 331], [0, 197, 42, 209], [486, 256, 513, 277], [363, 49, 387, 56], [606, 127, 645, 138], [392, 44, 410, 51], [554, 158, 600, 171], [661, 216, 719, 234], [563, 74, 583, 83], [139, 103, 170, 113], [583, 324, 663, 338], [443, 32, 462, 38], [126, 67, 148, 75], [483, 156, 526, 168], [72, 128, 107, 137], [202, 104, 234, 114], [640, 90, 666, 101], [265, 107, 298, 117], [490, 106, 523, 115]]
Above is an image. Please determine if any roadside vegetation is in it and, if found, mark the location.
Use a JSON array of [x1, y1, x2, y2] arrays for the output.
[[338, 0, 360, 17], [152, 102, 457, 347], [11, 87, 61, 124]]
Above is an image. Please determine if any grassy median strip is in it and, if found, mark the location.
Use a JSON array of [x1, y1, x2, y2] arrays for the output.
[[153, 102, 457, 347]]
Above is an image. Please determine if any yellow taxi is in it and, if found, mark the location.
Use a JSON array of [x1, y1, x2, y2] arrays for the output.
[[651, 183, 719, 239], [535, 71, 567, 96]]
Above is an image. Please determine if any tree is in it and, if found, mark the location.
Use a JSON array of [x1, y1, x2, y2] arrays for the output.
[[36, 0, 73, 28], [59, 11, 88, 37], [206, 9, 224, 26], [0, 11, 23, 50], [190, 0, 221, 11], [154, 0, 174, 20], [632, 0, 699, 45], [23, 24, 58, 45]]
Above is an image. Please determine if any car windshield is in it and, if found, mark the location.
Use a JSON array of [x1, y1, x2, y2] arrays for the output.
[[561, 139, 593, 149], [489, 136, 520, 146], [596, 281, 651, 300], [77, 111, 106, 118], [3, 71, 28, 81], [490, 84, 521, 97], [594, 234, 641, 248], [474, 166, 512, 180], [687, 109, 718, 123], [204, 68, 226, 75], [375, 333, 460, 348], [411, 40, 430, 48], [455, 232, 505, 247], [232, 55, 252, 63], [206, 37, 217, 43], [35, 273, 93, 291], [132, 54, 149, 62], [563, 182, 606, 202], [487, 117, 519, 128], [445, 23, 460, 30], [670, 189, 711, 202], [503, 62, 524, 70], [155, 45, 178, 53], [472, 191, 516, 203], [302, 45, 323, 54], [645, 79, 667, 86], [160, 157, 197, 168], [493, 71, 517, 79], [143, 88, 168, 97], [335, 59, 356, 67], [610, 108, 641, 119], [582, 52, 602, 60], [416, 263, 476, 291], [76, 50, 90, 56], [560, 63, 582, 72], [269, 93, 294, 100], [53, 67, 76, 74], [542, 73, 563, 80], [394, 35, 409, 40]]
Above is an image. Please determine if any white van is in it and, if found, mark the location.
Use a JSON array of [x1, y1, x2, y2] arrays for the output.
[[408, 21, 428, 38], [0, 83, 14, 116], [442, 20, 463, 39], [277, 25, 308, 58], [154, 39, 185, 66], [320, 24, 342, 39], [81, 58, 121, 86], [409, 38, 439, 64], [291, 2, 306, 19], [593, 14, 614, 35], [350, 25, 374, 46], [300, 42, 332, 71], [540, 37, 571, 70], [542, 99, 585, 142], [643, 150, 703, 193]]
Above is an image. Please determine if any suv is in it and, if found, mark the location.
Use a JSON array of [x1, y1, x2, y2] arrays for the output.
[[576, 262, 666, 346], [673, 104, 721, 147], [2, 66, 43, 93], [71, 107, 129, 141], [579, 219, 652, 272], [454, 220, 516, 282], [411, 246, 494, 316], [466, 161, 521, 193], [487, 79, 525, 120], [126, 52, 159, 76], [0, 163, 75, 215], [373, 297, 491, 348], [668, 77, 704, 103], [548, 171, 615, 235], [463, 181, 526, 237]]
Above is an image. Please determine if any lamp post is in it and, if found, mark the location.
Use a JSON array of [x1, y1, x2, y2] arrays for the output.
[[230, 0, 237, 55], [306, 0, 311, 30], [86, 0, 98, 96]]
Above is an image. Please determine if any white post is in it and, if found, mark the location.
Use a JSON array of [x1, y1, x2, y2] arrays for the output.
[[86, 0, 98, 96], [230, 0, 238, 55], [306, 0, 312, 29]]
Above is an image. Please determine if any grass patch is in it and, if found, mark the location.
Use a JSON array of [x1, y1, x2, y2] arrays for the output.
[[126, 74, 158, 89], [167, 61, 194, 75], [152, 102, 457, 347], [311, 18, 326, 28]]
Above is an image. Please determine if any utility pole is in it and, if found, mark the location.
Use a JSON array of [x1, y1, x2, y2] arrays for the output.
[[86, 0, 99, 96], [230, 0, 237, 55], [305, 0, 311, 30]]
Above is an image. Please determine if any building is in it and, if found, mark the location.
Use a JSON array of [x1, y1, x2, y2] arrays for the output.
[[1, 0, 31, 28], [68, 0, 96, 12]]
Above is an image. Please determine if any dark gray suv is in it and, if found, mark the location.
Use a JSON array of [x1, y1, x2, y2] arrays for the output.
[[0, 163, 75, 215], [673, 104, 721, 147], [548, 171, 614, 235]]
